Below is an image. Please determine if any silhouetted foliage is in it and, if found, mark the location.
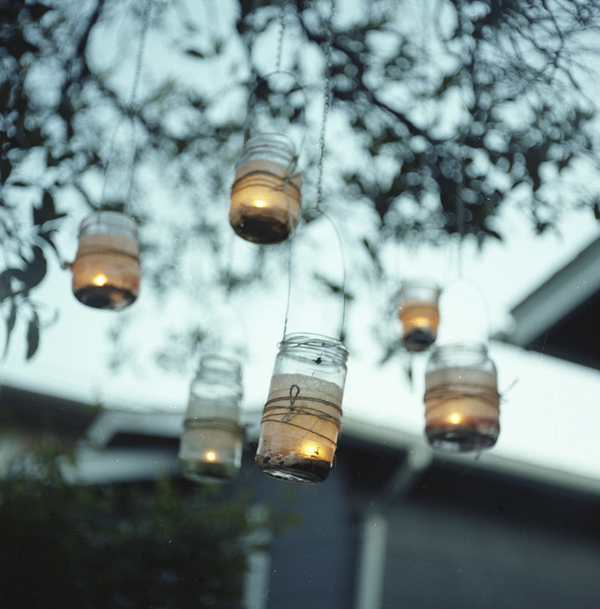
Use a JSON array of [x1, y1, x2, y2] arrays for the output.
[[2, 0, 600, 357], [0, 443, 266, 608]]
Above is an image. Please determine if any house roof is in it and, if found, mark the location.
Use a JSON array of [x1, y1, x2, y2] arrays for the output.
[[499, 235, 600, 368], [5, 380, 600, 497], [0, 384, 99, 438], [78, 405, 600, 497]]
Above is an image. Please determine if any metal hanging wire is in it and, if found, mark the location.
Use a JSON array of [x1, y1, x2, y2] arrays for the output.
[[100, 0, 152, 212], [315, 0, 335, 213], [275, 2, 286, 74], [241, 4, 309, 148], [281, 0, 347, 342]]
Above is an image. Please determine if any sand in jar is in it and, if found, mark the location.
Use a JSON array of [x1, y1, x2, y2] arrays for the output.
[[256, 373, 343, 483]]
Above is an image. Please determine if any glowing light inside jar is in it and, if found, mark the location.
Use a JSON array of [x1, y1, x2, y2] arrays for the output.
[[230, 157, 301, 244], [256, 373, 342, 484], [301, 442, 321, 458], [72, 218, 141, 311], [399, 299, 440, 351], [424, 366, 500, 452], [205, 451, 217, 462]]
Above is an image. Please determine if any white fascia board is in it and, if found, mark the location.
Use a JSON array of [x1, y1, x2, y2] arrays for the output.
[[87, 410, 184, 447], [342, 417, 600, 497], [506, 237, 600, 346], [83, 410, 600, 496], [66, 447, 180, 484]]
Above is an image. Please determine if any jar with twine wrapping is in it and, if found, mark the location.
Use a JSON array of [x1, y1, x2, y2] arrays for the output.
[[397, 279, 441, 352], [71, 211, 140, 310], [256, 333, 348, 483], [424, 343, 500, 452], [229, 133, 301, 244]]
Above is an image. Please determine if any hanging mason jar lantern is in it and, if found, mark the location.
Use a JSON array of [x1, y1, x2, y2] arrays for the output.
[[71, 211, 140, 310], [398, 280, 441, 352], [179, 355, 244, 483], [424, 343, 500, 452], [256, 333, 348, 484], [229, 133, 301, 244]]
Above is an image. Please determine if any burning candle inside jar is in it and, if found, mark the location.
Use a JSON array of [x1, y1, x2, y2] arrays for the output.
[[179, 356, 244, 484], [179, 415, 243, 483], [71, 212, 140, 310], [256, 372, 343, 484], [398, 280, 441, 352], [424, 362, 500, 453], [230, 133, 301, 244]]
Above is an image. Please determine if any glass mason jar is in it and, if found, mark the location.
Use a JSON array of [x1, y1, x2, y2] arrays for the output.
[[229, 133, 302, 244], [179, 355, 244, 483], [256, 333, 349, 484], [398, 280, 441, 352], [71, 211, 140, 310], [424, 343, 500, 452]]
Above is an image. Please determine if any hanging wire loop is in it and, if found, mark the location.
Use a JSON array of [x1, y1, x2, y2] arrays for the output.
[[100, 0, 152, 210], [315, 0, 335, 211], [242, 70, 309, 151]]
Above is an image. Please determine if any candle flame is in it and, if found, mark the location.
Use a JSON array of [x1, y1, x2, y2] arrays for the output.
[[302, 442, 320, 457], [449, 413, 462, 425], [411, 316, 431, 328], [205, 451, 217, 462], [93, 274, 107, 286], [253, 199, 267, 208]]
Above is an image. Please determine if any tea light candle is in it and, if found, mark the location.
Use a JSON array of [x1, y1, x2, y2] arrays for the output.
[[256, 372, 343, 484], [71, 213, 140, 310]]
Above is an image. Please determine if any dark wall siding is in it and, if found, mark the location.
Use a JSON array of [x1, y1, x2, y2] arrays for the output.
[[383, 501, 600, 609], [249, 464, 357, 609]]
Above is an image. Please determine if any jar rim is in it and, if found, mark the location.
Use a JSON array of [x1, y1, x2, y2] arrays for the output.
[[280, 332, 348, 360], [430, 342, 489, 359], [245, 132, 296, 149], [79, 211, 138, 236], [199, 353, 241, 366], [197, 354, 242, 374], [239, 132, 299, 165], [398, 279, 441, 298]]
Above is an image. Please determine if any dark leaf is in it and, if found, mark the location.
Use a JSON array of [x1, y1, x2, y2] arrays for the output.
[[33, 191, 65, 226], [39, 231, 60, 257], [313, 273, 354, 301], [26, 315, 40, 359], [0, 271, 14, 302], [28, 3, 53, 20], [185, 49, 206, 59], [15, 246, 47, 291], [3, 302, 17, 358], [535, 221, 550, 234], [0, 158, 12, 182], [486, 229, 503, 241]]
